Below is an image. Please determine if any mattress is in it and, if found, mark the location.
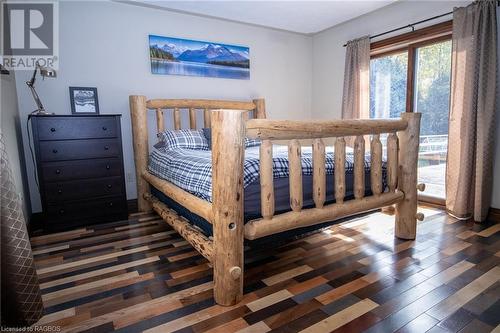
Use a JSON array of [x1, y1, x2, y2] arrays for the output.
[[148, 145, 387, 222]]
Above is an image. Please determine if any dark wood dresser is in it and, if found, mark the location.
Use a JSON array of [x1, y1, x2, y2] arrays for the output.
[[31, 115, 128, 230]]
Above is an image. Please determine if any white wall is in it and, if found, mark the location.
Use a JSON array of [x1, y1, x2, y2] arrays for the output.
[[14, 1, 313, 213], [1, 71, 31, 220], [311, 0, 500, 210]]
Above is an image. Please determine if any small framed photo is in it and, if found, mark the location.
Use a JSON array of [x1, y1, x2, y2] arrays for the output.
[[69, 87, 99, 115]]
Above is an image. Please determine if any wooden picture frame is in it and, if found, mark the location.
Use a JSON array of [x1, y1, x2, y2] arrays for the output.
[[69, 87, 100, 115]]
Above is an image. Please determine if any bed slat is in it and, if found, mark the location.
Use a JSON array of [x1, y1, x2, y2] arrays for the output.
[[204, 108, 211, 128], [174, 108, 181, 130], [387, 133, 399, 192], [189, 108, 197, 129], [335, 137, 346, 204], [289, 139, 303, 212], [313, 139, 326, 209], [354, 135, 365, 199], [156, 108, 164, 133], [260, 140, 274, 219], [370, 134, 383, 195]]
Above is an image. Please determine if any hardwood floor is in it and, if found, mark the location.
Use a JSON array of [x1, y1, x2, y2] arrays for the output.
[[31, 207, 500, 333]]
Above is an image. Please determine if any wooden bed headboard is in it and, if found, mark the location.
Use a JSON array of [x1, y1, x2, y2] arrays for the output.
[[142, 98, 266, 133], [129, 96, 266, 211]]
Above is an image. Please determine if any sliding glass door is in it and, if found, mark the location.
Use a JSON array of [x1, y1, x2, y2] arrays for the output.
[[413, 40, 452, 199], [369, 37, 452, 200]]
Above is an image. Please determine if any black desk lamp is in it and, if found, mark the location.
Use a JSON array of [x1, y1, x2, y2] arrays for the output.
[[26, 61, 56, 115]]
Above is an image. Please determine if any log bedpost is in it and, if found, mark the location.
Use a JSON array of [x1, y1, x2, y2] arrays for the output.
[[253, 98, 266, 119], [395, 112, 421, 240], [130, 95, 152, 212], [211, 109, 245, 306]]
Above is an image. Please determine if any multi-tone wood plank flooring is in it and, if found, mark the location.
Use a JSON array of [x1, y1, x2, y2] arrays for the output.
[[31, 207, 500, 333]]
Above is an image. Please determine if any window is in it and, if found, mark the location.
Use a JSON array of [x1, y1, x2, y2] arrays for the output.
[[370, 52, 408, 119], [369, 23, 452, 200]]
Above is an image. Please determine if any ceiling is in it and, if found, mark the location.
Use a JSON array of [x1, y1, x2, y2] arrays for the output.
[[133, 1, 396, 34]]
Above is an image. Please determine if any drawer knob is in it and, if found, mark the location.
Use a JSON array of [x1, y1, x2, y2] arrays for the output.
[[104, 146, 109, 150], [58, 189, 62, 194], [106, 165, 111, 170], [50, 128, 56, 132], [107, 184, 112, 189], [52, 149, 58, 154], [108, 202, 114, 207], [59, 209, 65, 214], [55, 169, 61, 174], [102, 126, 107, 131]]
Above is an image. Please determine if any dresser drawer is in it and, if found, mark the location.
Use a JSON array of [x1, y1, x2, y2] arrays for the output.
[[46, 196, 127, 222], [41, 158, 122, 181], [45, 176, 124, 203], [36, 117, 118, 140], [39, 139, 120, 161]]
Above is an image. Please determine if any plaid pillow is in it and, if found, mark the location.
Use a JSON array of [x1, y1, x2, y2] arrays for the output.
[[157, 129, 209, 151], [202, 128, 261, 149]]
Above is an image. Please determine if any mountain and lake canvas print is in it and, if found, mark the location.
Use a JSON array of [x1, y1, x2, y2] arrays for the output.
[[149, 35, 250, 79]]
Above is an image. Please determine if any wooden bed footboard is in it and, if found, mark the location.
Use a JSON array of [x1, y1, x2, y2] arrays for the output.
[[129, 95, 423, 306], [244, 114, 423, 240]]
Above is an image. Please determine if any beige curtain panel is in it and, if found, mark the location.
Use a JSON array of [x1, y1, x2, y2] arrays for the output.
[[1, 133, 44, 326], [446, 1, 497, 221], [341, 36, 371, 121]]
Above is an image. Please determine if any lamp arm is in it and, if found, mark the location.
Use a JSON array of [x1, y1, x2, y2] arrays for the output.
[[28, 63, 38, 86], [26, 81, 46, 113]]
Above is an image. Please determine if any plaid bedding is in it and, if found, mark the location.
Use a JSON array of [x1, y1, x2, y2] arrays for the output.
[[149, 145, 380, 202]]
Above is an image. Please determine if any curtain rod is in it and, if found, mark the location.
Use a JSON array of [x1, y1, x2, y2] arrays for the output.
[[343, 1, 500, 47], [342, 11, 452, 47]]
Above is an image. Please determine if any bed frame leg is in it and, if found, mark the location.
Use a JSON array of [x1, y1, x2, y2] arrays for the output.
[[130, 95, 152, 212], [211, 109, 245, 306], [395, 112, 421, 240]]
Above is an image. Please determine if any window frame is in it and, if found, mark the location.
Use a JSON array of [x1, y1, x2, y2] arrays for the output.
[[370, 21, 452, 113], [369, 21, 453, 205]]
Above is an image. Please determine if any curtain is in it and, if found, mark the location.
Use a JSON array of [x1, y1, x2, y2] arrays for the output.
[[342, 36, 371, 121], [1, 132, 44, 326], [447, 0, 497, 221]]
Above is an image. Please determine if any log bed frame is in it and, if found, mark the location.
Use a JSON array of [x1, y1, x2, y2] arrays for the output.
[[129, 96, 424, 306]]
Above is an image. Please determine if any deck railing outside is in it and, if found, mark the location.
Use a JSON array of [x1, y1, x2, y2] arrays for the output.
[[418, 134, 447, 199]]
